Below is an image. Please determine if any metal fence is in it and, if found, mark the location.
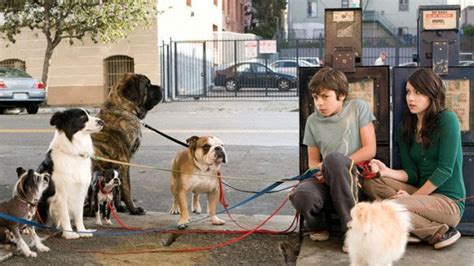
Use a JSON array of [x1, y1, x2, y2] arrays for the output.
[[160, 36, 474, 101]]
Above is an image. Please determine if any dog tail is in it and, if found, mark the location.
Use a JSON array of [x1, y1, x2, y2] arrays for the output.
[[383, 200, 412, 231]]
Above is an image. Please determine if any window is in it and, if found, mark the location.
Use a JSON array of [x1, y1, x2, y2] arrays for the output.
[[254, 65, 269, 73], [399, 0, 408, 11], [236, 64, 252, 73], [0, 59, 26, 72], [103, 55, 134, 94], [186, 0, 192, 7], [307, 0, 318, 18]]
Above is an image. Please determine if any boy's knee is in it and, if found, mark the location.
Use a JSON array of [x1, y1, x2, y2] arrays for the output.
[[322, 152, 348, 169], [290, 190, 323, 212]]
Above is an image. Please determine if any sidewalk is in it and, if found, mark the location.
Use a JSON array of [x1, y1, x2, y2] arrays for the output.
[[297, 234, 474, 265], [3, 211, 300, 265]]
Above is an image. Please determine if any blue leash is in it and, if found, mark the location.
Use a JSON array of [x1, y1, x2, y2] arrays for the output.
[[220, 168, 319, 213], [0, 168, 319, 236]]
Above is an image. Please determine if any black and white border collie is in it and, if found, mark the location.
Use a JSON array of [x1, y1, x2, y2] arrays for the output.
[[39, 108, 103, 239]]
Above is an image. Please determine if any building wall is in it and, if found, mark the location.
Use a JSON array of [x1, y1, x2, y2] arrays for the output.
[[288, 0, 448, 37], [0, 22, 159, 106], [462, 6, 474, 27], [365, 0, 447, 34], [222, 0, 246, 33], [157, 0, 241, 42]]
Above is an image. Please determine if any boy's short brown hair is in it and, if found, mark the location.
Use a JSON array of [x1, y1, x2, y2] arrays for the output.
[[308, 67, 349, 99]]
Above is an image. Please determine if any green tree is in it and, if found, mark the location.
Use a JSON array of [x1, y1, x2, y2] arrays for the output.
[[246, 0, 286, 39], [463, 25, 474, 36], [0, 0, 154, 87]]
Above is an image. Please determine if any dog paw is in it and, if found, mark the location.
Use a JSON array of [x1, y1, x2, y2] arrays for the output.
[[95, 221, 103, 226], [105, 219, 113, 225], [62, 232, 80, 240], [36, 244, 50, 252], [130, 206, 146, 215], [25, 250, 37, 258], [211, 216, 225, 225], [115, 203, 127, 213], [177, 224, 188, 230], [192, 206, 202, 214], [78, 232, 93, 238], [169, 206, 180, 215]]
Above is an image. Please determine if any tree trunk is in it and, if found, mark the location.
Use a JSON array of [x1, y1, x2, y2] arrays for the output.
[[42, 40, 55, 89]]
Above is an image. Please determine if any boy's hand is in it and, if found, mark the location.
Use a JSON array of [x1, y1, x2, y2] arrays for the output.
[[315, 171, 325, 184]]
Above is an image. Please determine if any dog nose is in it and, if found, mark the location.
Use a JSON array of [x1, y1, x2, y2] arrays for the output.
[[97, 119, 104, 127], [215, 146, 222, 152]]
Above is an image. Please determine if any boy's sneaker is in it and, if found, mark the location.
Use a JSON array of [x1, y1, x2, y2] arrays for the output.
[[433, 227, 461, 250], [309, 230, 329, 241]]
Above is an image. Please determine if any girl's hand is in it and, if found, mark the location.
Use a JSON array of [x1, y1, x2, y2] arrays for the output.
[[369, 159, 387, 176], [391, 189, 410, 199]]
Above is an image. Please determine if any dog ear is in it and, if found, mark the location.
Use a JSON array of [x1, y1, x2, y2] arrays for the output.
[[50, 111, 64, 126], [16, 167, 26, 178], [186, 136, 199, 150], [186, 136, 199, 149]]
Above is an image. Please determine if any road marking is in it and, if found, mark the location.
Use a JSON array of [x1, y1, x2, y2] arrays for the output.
[[0, 129, 298, 134], [0, 129, 54, 133]]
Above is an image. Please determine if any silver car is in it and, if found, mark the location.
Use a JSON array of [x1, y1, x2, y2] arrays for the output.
[[0, 67, 46, 114]]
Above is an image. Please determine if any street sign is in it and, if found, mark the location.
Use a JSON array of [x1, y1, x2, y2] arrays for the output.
[[245, 40, 258, 58], [259, 40, 276, 54]]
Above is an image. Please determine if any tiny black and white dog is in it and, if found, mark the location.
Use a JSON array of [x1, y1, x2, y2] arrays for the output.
[[37, 108, 104, 239], [87, 169, 121, 225], [0, 168, 50, 257]]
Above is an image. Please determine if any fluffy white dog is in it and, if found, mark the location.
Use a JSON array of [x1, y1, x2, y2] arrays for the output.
[[346, 200, 411, 266]]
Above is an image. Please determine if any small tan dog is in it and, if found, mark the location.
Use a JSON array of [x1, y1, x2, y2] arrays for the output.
[[169, 136, 227, 229], [346, 200, 411, 266]]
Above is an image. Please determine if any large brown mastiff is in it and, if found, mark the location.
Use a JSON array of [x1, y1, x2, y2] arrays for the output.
[[91, 73, 162, 215]]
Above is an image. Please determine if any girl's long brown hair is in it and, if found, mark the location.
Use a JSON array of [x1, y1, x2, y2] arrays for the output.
[[402, 68, 446, 148]]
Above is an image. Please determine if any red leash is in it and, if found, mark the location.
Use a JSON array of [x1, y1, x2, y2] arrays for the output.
[[109, 202, 142, 231], [79, 192, 291, 255]]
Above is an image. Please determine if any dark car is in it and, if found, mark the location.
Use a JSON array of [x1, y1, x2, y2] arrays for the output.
[[213, 62, 297, 92], [0, 67, 46, 114]]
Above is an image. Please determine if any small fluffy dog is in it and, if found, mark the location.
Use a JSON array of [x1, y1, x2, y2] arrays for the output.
[[87, 169, 121, 226], [0, 168, 50, 257], [41, 108, 104, 239], [346, 200, 411, 266], [169, 136, 227, 229]]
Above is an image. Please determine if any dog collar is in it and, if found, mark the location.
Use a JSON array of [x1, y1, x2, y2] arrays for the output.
[[97, 176, 113, 195], [53, 148, 90, 158], [14, 195, 37, 207]]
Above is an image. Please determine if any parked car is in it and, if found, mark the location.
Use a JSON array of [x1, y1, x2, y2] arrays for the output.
[[269, 59, 315, 76], [213, 62, 297, 92], [0, 67, 46, 114], [460, 60, 474, 66], [299, 57, 320, 66]]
